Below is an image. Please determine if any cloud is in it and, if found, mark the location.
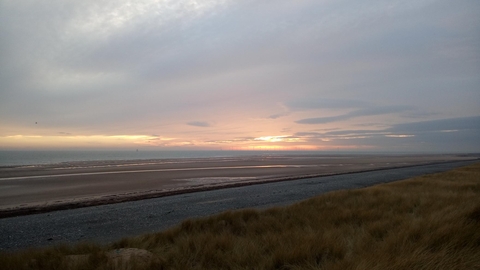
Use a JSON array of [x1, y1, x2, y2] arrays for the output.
[[389, 116, 480, 133], [187, 121, 212, 128], [0, 1, 478, 151], [294, 116, 480, 152], [296, 105, 414, 124], [298, 116, 480, 137], [268, 112, 289, 119], [286, 99, 371, 111]]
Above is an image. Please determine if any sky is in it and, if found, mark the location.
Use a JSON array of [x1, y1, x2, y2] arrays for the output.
[[0, 0, 479, 152]]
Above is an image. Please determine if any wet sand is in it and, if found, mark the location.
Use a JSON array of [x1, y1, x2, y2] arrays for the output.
[[0, 154, 476, 217]]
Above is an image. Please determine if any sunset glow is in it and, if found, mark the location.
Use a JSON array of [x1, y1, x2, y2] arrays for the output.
[[0, 0, 478, 152]]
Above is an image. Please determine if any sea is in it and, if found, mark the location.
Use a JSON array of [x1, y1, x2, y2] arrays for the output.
[[0, 150, 347, 167]]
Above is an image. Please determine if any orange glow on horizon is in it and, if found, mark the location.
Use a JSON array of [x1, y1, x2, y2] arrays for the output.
[[0, 133, 372, 151], [227, 144, 320, 151], [0, 134, 165, 149]]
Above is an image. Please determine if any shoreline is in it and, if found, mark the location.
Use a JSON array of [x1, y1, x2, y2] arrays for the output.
[[1, 157, 477, 219]]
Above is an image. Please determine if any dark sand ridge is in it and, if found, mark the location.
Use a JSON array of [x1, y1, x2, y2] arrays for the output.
[[0, 154, 476, 218]]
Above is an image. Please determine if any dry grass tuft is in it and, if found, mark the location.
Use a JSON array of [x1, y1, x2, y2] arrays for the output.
[[1, 163, 480, 269]]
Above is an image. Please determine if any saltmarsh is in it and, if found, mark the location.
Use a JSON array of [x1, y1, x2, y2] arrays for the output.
[[1, 163, 479, 269]]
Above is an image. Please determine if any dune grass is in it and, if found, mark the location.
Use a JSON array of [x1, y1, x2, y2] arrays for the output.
[[1, 163, 480, 269]]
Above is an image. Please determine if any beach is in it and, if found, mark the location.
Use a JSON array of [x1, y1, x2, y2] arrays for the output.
[[1, 160, 478, 251], [0, 154, 476, 217]]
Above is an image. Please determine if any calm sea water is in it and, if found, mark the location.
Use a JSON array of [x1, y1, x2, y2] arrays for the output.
[[0, 150, 340, 167]]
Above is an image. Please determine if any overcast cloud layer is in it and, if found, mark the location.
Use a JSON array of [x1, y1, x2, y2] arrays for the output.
[[0, 0, 479, 152]]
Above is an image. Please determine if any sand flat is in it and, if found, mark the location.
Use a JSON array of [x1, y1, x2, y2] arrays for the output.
[[0, 154, 475, 217]]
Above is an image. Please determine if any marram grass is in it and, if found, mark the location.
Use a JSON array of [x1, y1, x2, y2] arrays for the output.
[[1, 163, 480, 269]]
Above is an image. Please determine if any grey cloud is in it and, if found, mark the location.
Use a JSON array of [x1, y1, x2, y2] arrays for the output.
[[389, 116, 480, 133], [234, 137, 256, 141], [187, 121, 211, 128], [357, 106, 415, 116], [323, 130, 387, 136], [286, 99, 371, 111], [295, 130, 388, 140], [296, 105, 414, 124], [296, 115, 349, 125], [401, 111, 440, 119], [268, 112, 289, 119], [0, 1, 478, 152], [354, 123, 389, 128], [295, 116, 480, 152], [205, 136, 256, 144], [298, 116, 480, 137], [294, 132, 324, 137]]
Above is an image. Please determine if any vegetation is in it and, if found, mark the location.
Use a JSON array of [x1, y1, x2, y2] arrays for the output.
[[1, 163, 479, 269]]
